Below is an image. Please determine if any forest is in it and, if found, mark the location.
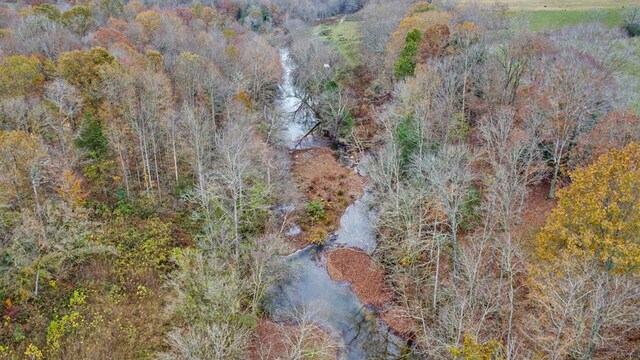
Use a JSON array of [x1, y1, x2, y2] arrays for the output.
[[0, 0, 639, 359]]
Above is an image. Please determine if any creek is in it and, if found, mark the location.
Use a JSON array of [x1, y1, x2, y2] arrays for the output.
[[264, 49, 410, 359]]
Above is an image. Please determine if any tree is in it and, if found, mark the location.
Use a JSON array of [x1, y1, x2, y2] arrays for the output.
[[134, 10, 161, 44], [120, 68, 171, 194], [0, 55, 45, 97], [384, 4, 451, 82], [202, 116, 262, 260], [45, 78, 82, 151], [1, 201, 113, 301], [14, 12, 81, 59], [532, 143, 640, 358], [237, 34, 282, 105], [572, 110, 640, 168], [173, 52, 207, 106], [32, 4, 62, 22], [61, 6, 96, 37], [419, 23, 450, 60], [360, 0, 413, 75], [416, 144, 475, 276], [180, 103, 214, 195], [0, 131, 45, 211], [624, 8, 640, 37], [532, 50, 612, 198], [57, 47, 118, 109], [537, 142, 640, 274], [95, 0, 125, 24], [394, 29, 422, 78], [160, 249, 252, 360]]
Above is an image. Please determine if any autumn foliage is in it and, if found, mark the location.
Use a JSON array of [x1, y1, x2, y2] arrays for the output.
[[537, 142, 640, 273]]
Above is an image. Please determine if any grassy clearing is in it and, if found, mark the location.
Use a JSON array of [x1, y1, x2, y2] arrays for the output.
[[316, 19, 362, 67], [466, 0, 639, 10], [521, 8, 629, 31], [463, 0, 636, 31]]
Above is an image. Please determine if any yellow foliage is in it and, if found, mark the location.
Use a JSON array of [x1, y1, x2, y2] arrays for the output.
[[235, 90, 253, 109], [0, 28, 13, 39], [536, 142, 640, 274], [58, 169, 89, 209], [0, 55, 44, 97], [223, 29, 237, 39], [0, 130, 45, 205], [225, 44, 240, 61], [135, 10, 161, 39], [57, 47, 117, 107], [450, 334, 504, 360], [145, 49, 163, 71], [24, 343, 43, 360]]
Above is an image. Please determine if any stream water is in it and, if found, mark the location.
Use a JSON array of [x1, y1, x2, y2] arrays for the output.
[[265, 49, 410, 359], [278, 49, 328, 150]]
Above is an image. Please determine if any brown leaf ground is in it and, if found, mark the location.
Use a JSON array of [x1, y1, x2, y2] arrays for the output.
[[288, 147, 365, 248], [326, 248, 392, 307], [248, 319, 338, 360]]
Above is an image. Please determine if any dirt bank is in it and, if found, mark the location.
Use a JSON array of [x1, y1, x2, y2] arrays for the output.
[[326, 248, 392, 307]]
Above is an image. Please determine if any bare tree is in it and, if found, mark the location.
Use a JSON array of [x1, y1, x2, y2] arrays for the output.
[[416, 144, 475, 277], [527, 260, 640, 360], [180, 103, 214, 196], [532, 50, 612, 198], [201, 115, 260, 259], [45, 79, 82, 155]]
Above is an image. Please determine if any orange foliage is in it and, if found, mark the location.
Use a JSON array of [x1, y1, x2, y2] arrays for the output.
[[386, 8, 451, 72], [108, 17, 128, 32], [418, 23, 451, 61], [92, 27, 133, 49]]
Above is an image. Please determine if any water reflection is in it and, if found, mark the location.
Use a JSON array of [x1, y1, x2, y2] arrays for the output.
[[278, 49, 326, 150], [264, 246, 409, 359], [333, 191, 377, 254]]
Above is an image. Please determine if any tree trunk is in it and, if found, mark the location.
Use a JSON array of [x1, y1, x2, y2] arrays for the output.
[[12, 178, 23, 211], [433, 240, 441, 309], [233, 189, 240, 261], [548, 159, 560, 199], [34, 267, 40, 298], [585, 279, 608, 360]]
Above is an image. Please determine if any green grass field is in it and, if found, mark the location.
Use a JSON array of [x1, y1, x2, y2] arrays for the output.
[[316, 19, 362, 67], [465, 0, 637, 31], [468, 0, 639, 10], [522, 8, 630, 31]]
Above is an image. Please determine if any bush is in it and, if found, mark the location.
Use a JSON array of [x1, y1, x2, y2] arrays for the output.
[[624, 9, 640, 37], [625, 22, 640, 37], [306, 200, 326, 223]]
